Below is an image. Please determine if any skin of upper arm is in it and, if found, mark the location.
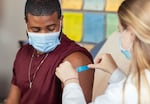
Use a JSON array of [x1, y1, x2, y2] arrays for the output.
[[63, 52, 94, 103], [6, 84, 21, 104]]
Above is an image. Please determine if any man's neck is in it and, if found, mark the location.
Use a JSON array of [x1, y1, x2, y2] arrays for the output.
[[36, 50, 44, 55]]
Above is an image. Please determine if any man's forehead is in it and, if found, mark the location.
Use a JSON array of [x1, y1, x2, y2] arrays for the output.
[[26, 14, 61, 28], [27, 12, 59, 23], [27, 12, 59, 19]]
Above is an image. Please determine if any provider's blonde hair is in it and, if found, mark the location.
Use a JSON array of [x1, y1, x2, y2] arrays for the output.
[[118, 0, 150, 103]]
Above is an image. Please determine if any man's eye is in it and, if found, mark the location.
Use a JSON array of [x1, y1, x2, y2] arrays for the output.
[[48, 28, 55, 32], [31, 28, 40, 32], [47, 25, 56, 32]]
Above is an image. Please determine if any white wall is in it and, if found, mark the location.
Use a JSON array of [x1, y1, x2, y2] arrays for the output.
[[0, 0, 26, 99]]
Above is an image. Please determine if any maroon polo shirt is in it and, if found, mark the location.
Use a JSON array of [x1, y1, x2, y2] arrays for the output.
[[11, 34, 93, 104]]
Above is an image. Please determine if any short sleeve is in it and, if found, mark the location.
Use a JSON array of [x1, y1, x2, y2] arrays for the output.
[[11, 65, 18, 86]]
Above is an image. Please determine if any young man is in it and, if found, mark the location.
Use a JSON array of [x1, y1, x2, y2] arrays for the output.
[[6, 0, 94, 104]]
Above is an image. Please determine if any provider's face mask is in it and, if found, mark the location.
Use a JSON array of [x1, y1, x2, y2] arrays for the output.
[[118, 30, 132, 60]]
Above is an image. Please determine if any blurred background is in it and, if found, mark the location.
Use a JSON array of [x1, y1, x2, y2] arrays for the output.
[[0, 0, 26, 100], [0, 0, 123, 102]]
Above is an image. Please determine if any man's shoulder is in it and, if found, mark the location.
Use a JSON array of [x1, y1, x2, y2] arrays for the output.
[[64, 51, 92, 62], [56, 33, 93, 62], [59, 41, 92, 60], [60, 34, 82, 51]]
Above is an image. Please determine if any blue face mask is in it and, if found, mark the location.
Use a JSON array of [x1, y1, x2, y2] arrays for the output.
[[120, 45, 131, 60], [28, 30, 61, 53], [118, 37, 131, 60]]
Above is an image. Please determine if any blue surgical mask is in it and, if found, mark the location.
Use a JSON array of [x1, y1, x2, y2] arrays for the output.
[[119, 42, 131, 60], [118, 32, 131, 60], [28, 30, 61, 53]]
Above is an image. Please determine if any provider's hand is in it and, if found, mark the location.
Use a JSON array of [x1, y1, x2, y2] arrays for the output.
[[55, 61, 79, 86], [88, 53, 117, 74]]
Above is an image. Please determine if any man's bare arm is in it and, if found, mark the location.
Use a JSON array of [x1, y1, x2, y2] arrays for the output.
[[6, 84, 21, 104], [63, 52, 94, 103]]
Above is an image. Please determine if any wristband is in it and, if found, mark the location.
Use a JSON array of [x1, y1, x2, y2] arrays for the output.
[[64, 77, 79, 84]]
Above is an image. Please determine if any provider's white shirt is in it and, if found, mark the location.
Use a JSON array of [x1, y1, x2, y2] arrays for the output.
[[63, 69, 150, 104]]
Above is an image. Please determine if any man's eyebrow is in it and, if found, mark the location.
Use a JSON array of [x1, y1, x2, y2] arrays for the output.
[[47, 24, 57, 27], [30, 26, 40, 28], [29, 27, 41, 30]]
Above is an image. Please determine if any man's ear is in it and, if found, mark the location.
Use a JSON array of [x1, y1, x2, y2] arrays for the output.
[[24, 16, 28, 23], [26, 31, 29, 38]]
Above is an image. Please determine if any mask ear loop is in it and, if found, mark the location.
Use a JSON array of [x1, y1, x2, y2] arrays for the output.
[[58, 20, 62, 41], [58, 20, 62, 32]]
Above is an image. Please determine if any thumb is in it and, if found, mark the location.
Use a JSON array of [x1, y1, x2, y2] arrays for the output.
[[88, 64, 102, 69]]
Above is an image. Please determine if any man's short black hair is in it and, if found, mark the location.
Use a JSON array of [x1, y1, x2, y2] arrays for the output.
[[25, 0, 62, 22]]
